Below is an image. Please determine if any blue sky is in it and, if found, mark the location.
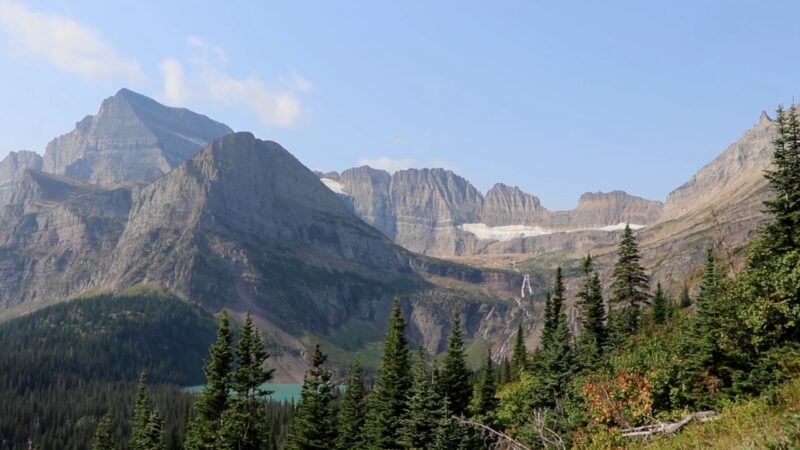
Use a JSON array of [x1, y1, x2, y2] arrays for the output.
[[0, 1, 798, 210]]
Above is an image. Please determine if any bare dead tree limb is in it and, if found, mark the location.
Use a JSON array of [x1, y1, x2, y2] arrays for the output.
[[453, 416, 532, 450]]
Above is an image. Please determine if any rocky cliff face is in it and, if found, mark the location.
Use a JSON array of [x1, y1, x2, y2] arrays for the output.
[[0, 129, 522, 380], [0, 151, 43, 205], [323, 168, 663, 256], [42, 89, 232, 186]]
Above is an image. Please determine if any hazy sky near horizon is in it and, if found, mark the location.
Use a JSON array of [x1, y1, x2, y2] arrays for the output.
[[0, 1, 798, 210]]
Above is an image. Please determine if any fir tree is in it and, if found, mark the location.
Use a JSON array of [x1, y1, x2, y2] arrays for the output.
[[439, 310, 472, 417], [469, 352, 498, 427], [511, 323, 528, 380], [365, 298, 412, 449], [400, 347, 438, 449], [760, 104, 800, 258], [540, 291, 555, 352], [335, 356, 367, 450], [185, 311, 234, 450], [143, 410, 165, 450], [609, 224, 650, 337], [652, 282, 668, 325], [498, 358, 512, 385], [680, 249, 725, 407], [539, 267, 575, 400], [91, 413, 114, 450], [221, 313, 274, 450], [130, 372, 150, 450], [430, 397, 469, 450], [286, 344, 337, 450], [576, 255, 606, 369]]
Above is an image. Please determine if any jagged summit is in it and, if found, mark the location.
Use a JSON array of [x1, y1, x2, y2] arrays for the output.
[[42, 88, 233, 187]]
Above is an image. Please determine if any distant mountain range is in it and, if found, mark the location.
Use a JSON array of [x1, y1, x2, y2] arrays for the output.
[[0, 89, 776, 378]]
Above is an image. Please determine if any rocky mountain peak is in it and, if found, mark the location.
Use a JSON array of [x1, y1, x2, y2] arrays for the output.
[[481, 183, 543, 226], [42, 89, 232, 187], [0, 150, 43, 205]]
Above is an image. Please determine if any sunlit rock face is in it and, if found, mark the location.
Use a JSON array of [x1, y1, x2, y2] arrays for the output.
[[43, 88, 233, 187]]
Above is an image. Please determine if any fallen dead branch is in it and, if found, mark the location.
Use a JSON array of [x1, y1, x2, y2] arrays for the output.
[[620, 411, 720, 438]]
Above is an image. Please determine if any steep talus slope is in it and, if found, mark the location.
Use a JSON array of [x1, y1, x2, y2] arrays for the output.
[[43, 88, 232, 186]]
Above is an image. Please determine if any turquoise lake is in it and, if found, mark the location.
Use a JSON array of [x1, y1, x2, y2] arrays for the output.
[[184, 383, 304, 403]]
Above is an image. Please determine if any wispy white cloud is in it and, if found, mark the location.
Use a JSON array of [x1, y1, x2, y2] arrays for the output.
[[158, 36, 311, 128], [359, 157, 416, 173], [202, 70, 306, 128], [159, 58, 187, 105], [0, 0, 142, 81], [186, 35, 227, 66]]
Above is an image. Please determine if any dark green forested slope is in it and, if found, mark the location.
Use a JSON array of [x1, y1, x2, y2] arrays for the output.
[[0, 288, 218, 450]]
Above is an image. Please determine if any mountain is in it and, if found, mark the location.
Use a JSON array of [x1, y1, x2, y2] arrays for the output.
[[320, 168, 663, 257], [0, 122, 522, 380], [42, 88, 233, 186], [0, 150, 42, 205]]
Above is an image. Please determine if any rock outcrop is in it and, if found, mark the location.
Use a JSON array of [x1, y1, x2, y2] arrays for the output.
[[42, 88, 233, 186], [0, 151, 43, 205], [323, 168, 663, 256]]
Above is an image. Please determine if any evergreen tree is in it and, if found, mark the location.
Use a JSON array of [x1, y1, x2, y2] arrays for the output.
[[185, 311, 234, 450], [680, 250, 725, 406], [336, 356, 367, 450], [143, 410, 165, 450], [286, 344, 337, 450], [760, 104, 800, 258], [439, 310, 472, 417], [91, 413, 114, 450], [498, 358, 512, 385], [469, 352, 498, 427], [542, 309, 575, 399], [221, 313, 274, 450], [652, 282, 668, 325], [511, 323, 528, 380], [365, 298, 412, 449], [680, 284, 692, 308], [576, 255, 606, 369], [430, 397, 469, 450], [539, 291, 555, 353], [401, 347, 438, 449], [609, 224, 650, 337], [131, 371, 151, 450]]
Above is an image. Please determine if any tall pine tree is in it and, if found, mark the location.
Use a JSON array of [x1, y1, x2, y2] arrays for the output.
[[130, 372, 151, 450], [469, 351, 498, 427], [760, 104, 800, 258], [401, 347, 439, 449], [221, 313, 274, 450], [576, 255, 606, 369], [365, 298, 412, 449], [540, 268, 575, 399], [143, 410, 165, 450], [286, 344, 337, 450], [336, 356, 367, 450], [185, 311, 234, 450], [679, 249, 725, 407], [511, 323, 528, 380], [609, 224, 650, 339], [91, 413, 114, 450], [439, 310, 472, 417]]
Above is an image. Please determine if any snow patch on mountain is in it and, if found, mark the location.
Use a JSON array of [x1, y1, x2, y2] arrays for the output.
[[460, 222, 646, 242], [321, 178, 348, 195]]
